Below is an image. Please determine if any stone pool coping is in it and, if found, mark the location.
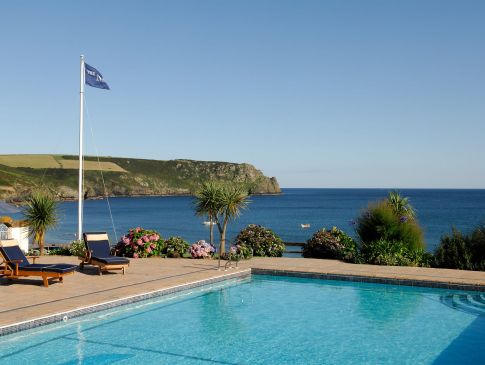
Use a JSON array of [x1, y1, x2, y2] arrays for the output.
[[0, 269, 251, 336], [1, 256, 484, 336]]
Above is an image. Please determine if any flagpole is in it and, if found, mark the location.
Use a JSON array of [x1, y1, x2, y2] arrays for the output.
[[78, 55, 85, 241]]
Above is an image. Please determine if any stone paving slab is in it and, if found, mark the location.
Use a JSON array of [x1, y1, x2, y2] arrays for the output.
[[1, 256, 484, 333]]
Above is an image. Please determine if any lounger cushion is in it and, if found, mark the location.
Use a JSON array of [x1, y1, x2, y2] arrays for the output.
[[42, 264, 77, 274], [84, 232, 112, 257], [91, 256, 130, 265], [13, 264, 53, 271], [0, 246, 30, 267]]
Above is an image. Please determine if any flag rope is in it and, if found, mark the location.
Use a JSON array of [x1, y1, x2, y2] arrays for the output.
[[83, 96, 119, 242]]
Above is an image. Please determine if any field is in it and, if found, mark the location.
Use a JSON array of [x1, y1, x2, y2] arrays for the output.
[[0, 155, 126, 172]]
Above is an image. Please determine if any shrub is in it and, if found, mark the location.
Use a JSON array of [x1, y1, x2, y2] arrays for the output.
[[434, 226, 485, 271], [190, 240, 216, 258], [221, 243, 253, 261], [163, 236, 189, 258], [302, 227, 357, 262], [360, 239, 431, 267], [356, 201, 425, 251], [115, 227, 164, 258], [234, 224, 285, 257], [47, 247, 71, 256], [69, 240, 86, 258]]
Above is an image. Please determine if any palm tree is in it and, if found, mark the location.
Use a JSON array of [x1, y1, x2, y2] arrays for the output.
[[23, 192, 58, 255], [194, 181, 221, 247], [214, 183, 249, 267], [387, 190, 416, 220]]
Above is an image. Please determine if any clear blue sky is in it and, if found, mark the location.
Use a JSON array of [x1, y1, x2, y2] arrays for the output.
[[1, 0, 484, 188]]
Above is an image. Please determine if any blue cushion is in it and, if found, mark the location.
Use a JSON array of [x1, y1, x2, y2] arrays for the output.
[[17, 264, 53, 272], [0, 245, 30, 267], [84, 232, 112, 257], [42, 264, 77, 274], [92, 257, 129, 265]]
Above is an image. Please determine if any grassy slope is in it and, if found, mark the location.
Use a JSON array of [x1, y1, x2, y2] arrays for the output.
[[0, 155, 280, 200]]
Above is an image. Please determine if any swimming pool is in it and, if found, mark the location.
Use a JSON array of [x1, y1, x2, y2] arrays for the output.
[[1, 275, 484, 364]]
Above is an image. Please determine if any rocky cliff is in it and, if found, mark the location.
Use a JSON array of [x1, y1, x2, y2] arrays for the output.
[[0, 155, 281, 201]]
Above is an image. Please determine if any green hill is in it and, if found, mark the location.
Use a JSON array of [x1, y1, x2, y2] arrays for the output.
[[0, 154, 281, 201]]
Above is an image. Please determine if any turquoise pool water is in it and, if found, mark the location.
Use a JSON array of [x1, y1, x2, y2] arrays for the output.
[[1, 275, 484, 364]]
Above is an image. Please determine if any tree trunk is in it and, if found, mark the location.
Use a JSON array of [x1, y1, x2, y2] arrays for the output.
[[209, 214, 214, 247], [38, 231, 45, 256], [220, 218, 228, 254], [217, 218, 228, 270]]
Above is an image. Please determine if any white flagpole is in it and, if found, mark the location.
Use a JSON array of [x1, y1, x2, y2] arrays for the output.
[[78, 55, 85, 240]]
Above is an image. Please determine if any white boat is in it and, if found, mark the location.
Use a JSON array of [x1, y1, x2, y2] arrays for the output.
[[203, 221, 214, 225], [300, 224, 311, 228]]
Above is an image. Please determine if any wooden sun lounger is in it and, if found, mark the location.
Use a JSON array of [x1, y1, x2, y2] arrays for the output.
[[80, 232, 130, 275], [0, 245, 77, 287]]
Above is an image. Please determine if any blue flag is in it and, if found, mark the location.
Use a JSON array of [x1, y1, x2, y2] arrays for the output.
[[85, 63, 110, 90]]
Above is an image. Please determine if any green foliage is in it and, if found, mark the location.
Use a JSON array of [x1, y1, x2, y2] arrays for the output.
[[23, 192, 59, 255], [360, 239, 432, 267], [221, 243, 253, 261], [434, 226, 485, 271], [235, 224, 285, 257], [163, 236, 190, 258], [194, 181, 220, 246], [47, 247, 71, 256], [193, 181, 250, 255], [356, 201, 424, 251], [352, 192, 428, 267], [303, 227, 357, 262], [69, 240, 86, 258], [387, 190, 416, 220]]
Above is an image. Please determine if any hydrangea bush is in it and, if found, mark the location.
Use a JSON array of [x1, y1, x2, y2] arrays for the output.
[[303, 227, 357, 262], [115, 227, 164, 258], [234, 224, 285, 257], [190, 240, 216, 259], [221, 243, 253, 261], [163, 236, 189, 258]]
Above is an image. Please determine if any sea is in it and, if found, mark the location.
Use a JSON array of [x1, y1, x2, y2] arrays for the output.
[[30, 188, 485, 252]]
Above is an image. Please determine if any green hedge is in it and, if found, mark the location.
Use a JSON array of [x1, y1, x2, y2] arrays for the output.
[[303, 227, 357, 262], [234, 224, 285, 257], [434, 226, 485, 271]]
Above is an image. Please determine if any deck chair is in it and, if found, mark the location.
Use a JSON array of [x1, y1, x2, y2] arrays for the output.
[[0, 245, 77, 287], [81, 232, 129, 275]]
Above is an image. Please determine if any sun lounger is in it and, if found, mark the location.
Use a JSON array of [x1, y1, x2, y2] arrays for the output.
[[0, 245, 77, 287], [81, 232, 129, 275]]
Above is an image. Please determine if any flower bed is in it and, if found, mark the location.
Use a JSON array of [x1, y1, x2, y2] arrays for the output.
[[116, 227, 164, 258]]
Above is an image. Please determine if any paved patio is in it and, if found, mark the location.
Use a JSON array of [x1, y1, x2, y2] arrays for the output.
[[1, 256, 485, 332]]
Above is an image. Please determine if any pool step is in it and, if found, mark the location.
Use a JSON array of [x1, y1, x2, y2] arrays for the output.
[[440, 293, 485, 316]]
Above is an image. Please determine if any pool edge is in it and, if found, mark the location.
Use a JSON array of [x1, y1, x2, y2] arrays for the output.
[[0, 268, 251, 337], [251, 268, 485, 292]]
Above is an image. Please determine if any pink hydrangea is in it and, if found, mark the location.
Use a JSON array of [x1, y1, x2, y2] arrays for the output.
[[142, 236, 149, 243], [133, 253, 139, 258], [137, 239, 142, 245], [190, 240, 216, 259]]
